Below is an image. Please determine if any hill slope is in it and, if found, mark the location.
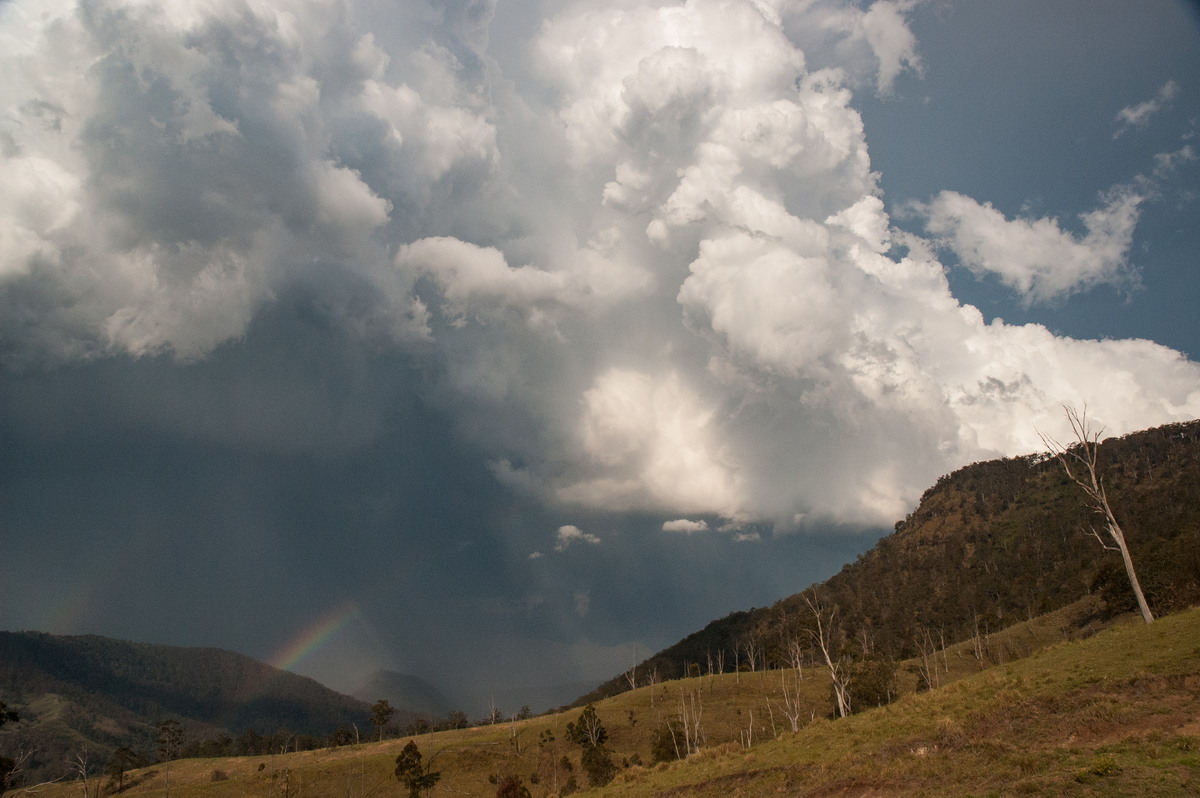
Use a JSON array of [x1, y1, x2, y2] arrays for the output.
[[581, 419, 1200, 703], [11, 606, 1199, 797], [0, 632, 369, 784]]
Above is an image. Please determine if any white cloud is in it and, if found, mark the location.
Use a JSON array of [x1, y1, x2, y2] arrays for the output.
[[560, 369, 744, 516], [1153, 144, 1197, 178], [1114, 80, 1179, 138], [0, 0, 479, 361], [858, 0, 923, 93], [2, 0, 1198, 531], [920, 189, 1143, 303], [396, 234, 652, 326], [554, 525, 601, 552], [778, 0, 921, 95], [662, 519, 709, 534]]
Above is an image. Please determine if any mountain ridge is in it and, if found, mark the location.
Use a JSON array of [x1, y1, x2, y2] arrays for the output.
[[0, 631, 371, 785], [577, 418, 1200, 705]]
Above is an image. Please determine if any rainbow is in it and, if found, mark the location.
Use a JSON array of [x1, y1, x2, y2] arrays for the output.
[[270, 599, 361, 673]]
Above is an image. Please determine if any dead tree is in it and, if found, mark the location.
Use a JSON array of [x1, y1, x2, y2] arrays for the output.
[[68, 746, 96, 798], [913, 627, 940, 691], [803, 593, 851, 718], [775, 668, 805, 732], [677, 689, 704, 755], [739, 635, 762, 673], [1040, 405, 1154, 624]]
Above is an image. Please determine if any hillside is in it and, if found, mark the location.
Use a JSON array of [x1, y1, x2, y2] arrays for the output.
[[0, 633, 370, 785], [580, 419, 1200, 703], [9, 605, 1199, 797]]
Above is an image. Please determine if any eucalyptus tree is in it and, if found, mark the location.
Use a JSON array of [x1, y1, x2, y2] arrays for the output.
[[1040, 405, 1154, 623]]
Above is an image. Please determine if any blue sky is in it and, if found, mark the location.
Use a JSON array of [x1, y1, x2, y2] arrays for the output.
[[2, 0, 1198, 716]]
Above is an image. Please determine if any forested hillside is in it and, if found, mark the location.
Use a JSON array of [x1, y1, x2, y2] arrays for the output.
[[581, 419, 1200, 703], [0, 633, 369, 786]]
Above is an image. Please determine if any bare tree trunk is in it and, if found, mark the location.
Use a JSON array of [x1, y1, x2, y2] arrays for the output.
[[69, 747, 91, 798], [1040, 405, 1154, 623], [914, 627, 938, 691], [678, 689, 704, 755], [803, 594, 850, 718], [777, 668, 804, 732]]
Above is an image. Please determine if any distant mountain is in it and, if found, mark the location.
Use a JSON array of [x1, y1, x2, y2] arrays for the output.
[[579, 418, 1200, 704], [0, 632, 369, 784], [352, 670, 454, 718]]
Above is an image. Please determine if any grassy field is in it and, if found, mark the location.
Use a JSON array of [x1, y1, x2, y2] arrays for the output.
[[11, 602, 1199, 798]]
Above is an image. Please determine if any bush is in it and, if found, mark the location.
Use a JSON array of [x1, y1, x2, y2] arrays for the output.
[[495, 774, 531, 798], [845, 659, 897, 712], [581, 745, 616, 787], [651, 720, 684, 763]]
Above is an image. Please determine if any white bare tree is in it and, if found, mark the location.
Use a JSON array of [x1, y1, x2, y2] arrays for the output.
[[1040, 405, 1154, 624], [803, 593, 851, 718], [676, 688, 705, 756], [913, 626, 944, 691], [68, 746, 97, 798], [775, 668, 806, 733]]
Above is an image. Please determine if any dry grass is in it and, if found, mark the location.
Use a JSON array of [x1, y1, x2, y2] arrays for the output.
[[10, 603, 1199, 798]]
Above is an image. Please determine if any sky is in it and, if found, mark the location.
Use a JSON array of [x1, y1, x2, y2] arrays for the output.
[[2, 0, 1199, 716]]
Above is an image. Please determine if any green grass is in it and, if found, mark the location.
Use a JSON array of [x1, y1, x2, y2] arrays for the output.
[[596, 606, 1200, 797], [14, 605, 1200, 798]]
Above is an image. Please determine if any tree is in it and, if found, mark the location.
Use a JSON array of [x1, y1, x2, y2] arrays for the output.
[[69, 745, 98, 798], [0, 707, 26, 794], [394, 740, 440, 798], [650, 719, 685, 763], [565, 704, 607, 749], [371, 699, 396, 741], [1040, 405, 1154, 623], [803, 593, 851, 718], [0, 751, 24, 793], [156, 719, 183, 798], [566, 705, 615, 787], [105, 747, 143, 793], [580, 745, 617, 787]]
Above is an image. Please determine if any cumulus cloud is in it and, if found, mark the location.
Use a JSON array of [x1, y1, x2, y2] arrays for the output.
[[778, 0, 921, 94], [1114, 80, 1179, 138], [662, 519, 710, 534], [554, 525, 601, 552], [3, 0, 1198, 532], [920, 189, 1142, 303], [0, 0, 485, 361]]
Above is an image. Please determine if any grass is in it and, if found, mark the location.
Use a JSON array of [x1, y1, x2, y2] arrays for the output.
[[11, 604, 1200, 798]]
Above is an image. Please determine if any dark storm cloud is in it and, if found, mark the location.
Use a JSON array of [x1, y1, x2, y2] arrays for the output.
[[2, 0, 1199, 706]]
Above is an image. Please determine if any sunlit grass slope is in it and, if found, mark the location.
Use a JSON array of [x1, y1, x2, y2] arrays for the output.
[[16, 605, 1199, 798], [600, 606, 1200, 797]]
